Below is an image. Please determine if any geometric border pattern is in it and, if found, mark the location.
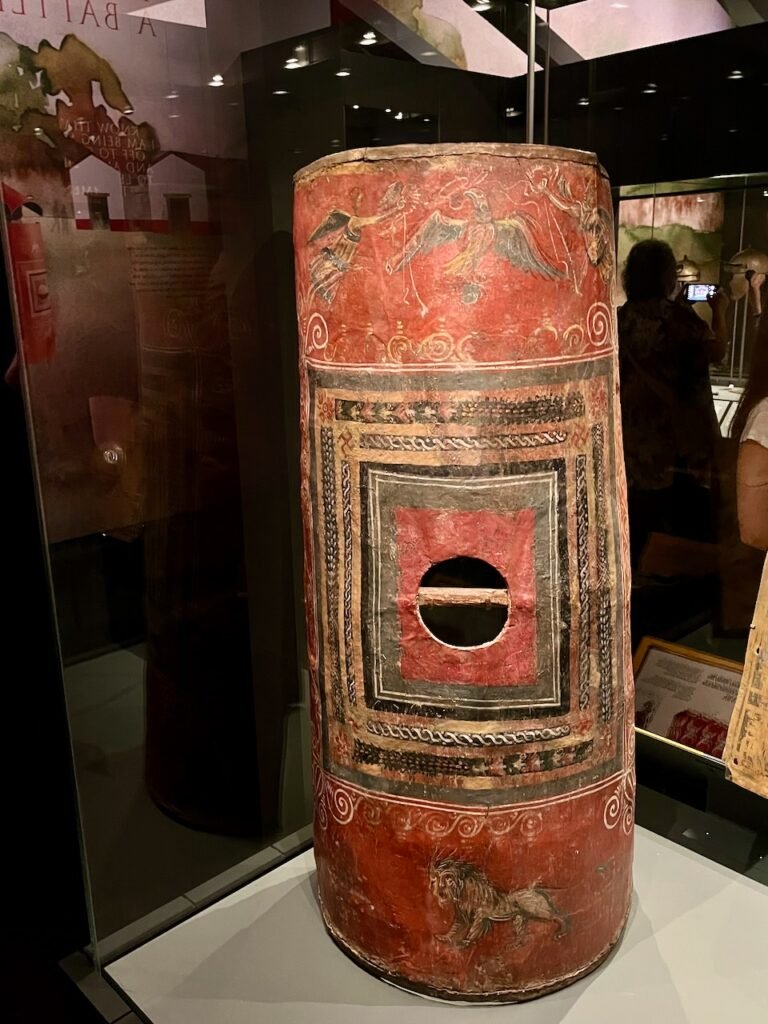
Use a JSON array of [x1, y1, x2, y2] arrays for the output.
[[308, 359, 626, 805]]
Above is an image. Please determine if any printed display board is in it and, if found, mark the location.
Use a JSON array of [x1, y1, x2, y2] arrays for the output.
[[634, 637, 743, 760]]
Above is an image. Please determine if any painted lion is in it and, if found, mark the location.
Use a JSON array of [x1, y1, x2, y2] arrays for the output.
[[429, 859, 570, 948]]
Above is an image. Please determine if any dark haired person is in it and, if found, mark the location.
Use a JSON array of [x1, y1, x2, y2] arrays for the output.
[[732, 310, 768, 551], [618, 239, 728, 567]]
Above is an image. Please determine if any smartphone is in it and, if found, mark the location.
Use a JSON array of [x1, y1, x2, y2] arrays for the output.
[[684, 283, 718, 303]]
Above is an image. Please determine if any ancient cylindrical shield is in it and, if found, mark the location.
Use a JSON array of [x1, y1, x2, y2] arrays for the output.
[[294, 144, 634, 1002]]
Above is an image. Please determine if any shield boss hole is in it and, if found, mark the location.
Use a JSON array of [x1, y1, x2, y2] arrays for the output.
[[417, 556, 509, 648]]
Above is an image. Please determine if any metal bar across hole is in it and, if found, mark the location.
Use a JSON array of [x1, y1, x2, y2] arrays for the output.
[[417, 587, 509, 608]]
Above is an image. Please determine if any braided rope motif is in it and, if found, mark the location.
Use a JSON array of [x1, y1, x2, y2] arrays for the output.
[[575, 454, 591, 710], [320, 426, 344, 722], [366, 721, 571, 747], [359, 431, 567, 452], [592, 424, 613, 724], [341, 460, 356, 704]]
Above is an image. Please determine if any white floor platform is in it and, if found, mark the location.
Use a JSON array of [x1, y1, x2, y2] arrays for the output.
[[107, 826, 768, 1023]]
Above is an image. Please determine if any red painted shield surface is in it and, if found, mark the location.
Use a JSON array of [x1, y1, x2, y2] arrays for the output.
[[294, 144, 634, 1002]]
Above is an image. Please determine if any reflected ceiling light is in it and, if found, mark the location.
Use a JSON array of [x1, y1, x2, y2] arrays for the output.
[[285, 57, 298, 64], [385, 107, 392, 113], [420, 50, 437, 57], [611, 2, 629, 7], [577, 97, 589, 106], [613, 105, 624, 111], [208, 79, 223, 87], [394, 111, 403, 120], [360, 31, 377, 45], [423, 117, 430, 122], [642, 83, 657, 94], [273, 90, 289, 95], [169, 113, 181, 119], [165, 90, 179, 100], [352, 103, 360, 109], [505, 107, 522, 118], [472, 1, 492, 10], [123, 106, 134, 114], [211, 74, 223, 83], [336, 68, 351, 77], [728, 70, 744, 80], [763, 190, 768, 197]]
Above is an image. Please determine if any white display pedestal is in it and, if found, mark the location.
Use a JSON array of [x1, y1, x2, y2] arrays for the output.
[[107, 826, 768, 1023]]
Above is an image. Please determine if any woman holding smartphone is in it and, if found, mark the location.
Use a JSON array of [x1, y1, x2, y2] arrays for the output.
[[618, 239, 728, 567], [733, 307, 768, 551]]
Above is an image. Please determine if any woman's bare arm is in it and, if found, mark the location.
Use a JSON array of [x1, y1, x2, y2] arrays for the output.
[[737, 440, 768, 550]]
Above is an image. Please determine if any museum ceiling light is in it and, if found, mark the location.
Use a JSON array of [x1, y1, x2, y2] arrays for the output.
[[360, 31, 378, 45], [728, 70, 744, 80], [336, 69, 352, 77], [516, 0, 590, 8]]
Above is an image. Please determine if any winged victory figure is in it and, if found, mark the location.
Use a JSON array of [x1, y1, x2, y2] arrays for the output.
[[307, 182, 404, 303], [387, 188, 565, 305]]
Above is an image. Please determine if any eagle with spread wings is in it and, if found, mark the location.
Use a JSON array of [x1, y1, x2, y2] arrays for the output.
[[387, 188, 565, 304]]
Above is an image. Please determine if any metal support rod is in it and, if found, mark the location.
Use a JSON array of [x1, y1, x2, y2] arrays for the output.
[[526, 1, 536, 144], [738, 296, 748, 381], [729, 186, 748, 379], [544, 8, 551, 145]]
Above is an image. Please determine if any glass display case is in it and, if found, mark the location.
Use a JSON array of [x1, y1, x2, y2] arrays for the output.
[[1, 0, 766, 1018]]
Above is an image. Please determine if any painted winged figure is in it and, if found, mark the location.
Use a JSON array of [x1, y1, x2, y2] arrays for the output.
[[387, 188, 564, 305], [526, 168, 614, 285], [308, 182, 404, 303]]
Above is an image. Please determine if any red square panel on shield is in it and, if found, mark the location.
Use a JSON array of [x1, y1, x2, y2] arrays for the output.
[[396, 507, 536, 687]]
